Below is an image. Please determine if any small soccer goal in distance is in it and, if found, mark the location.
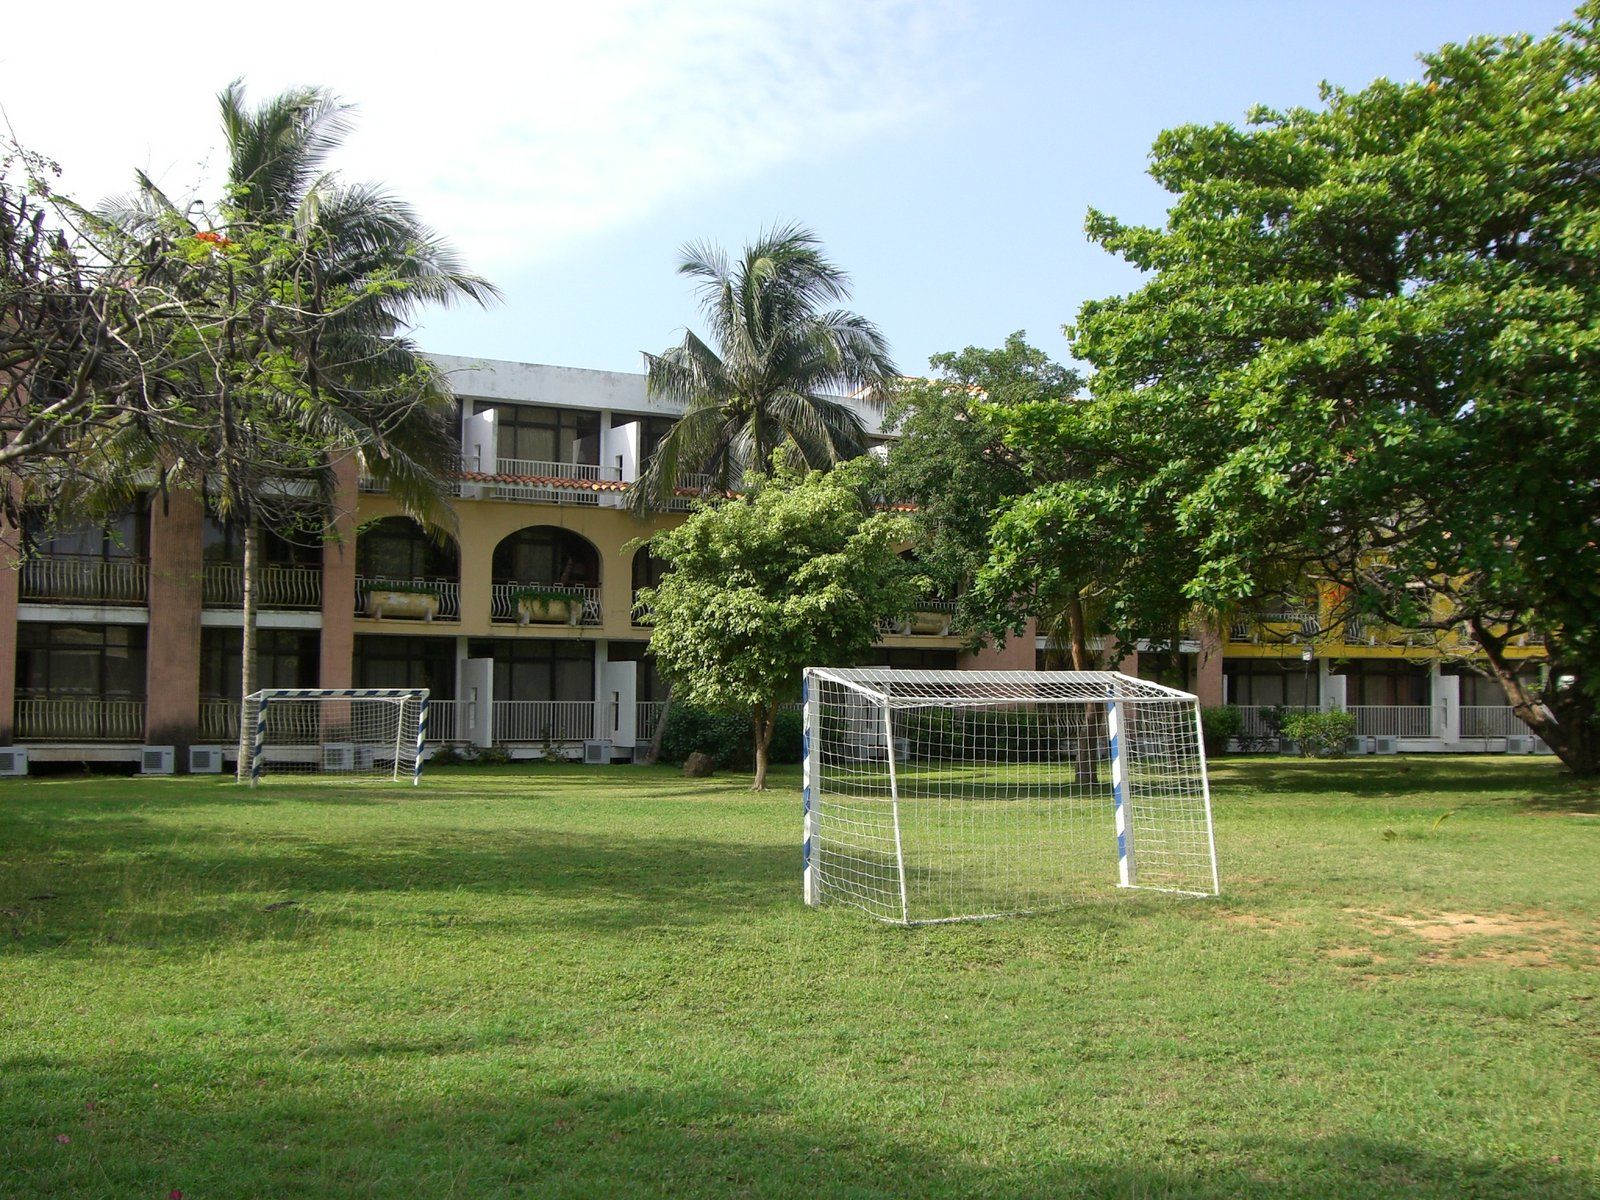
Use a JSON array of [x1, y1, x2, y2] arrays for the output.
[[801, 668, 1219, 924], [244, 688, 429, 786]]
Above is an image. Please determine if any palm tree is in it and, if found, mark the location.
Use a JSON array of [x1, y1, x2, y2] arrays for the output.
[[632, 223, 896, 511], [104, 81, 498, 777]]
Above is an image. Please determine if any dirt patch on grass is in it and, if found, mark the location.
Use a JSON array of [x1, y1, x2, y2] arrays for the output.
[[1220, 912, 1290, 930], [1343, 908, 1594, 968]]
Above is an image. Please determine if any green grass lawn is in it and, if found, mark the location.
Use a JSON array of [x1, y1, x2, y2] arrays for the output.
[[1, 757, 1596, 1198]]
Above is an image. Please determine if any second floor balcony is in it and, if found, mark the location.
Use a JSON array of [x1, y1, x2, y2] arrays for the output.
[[20, 556, 149, 607], [202, 563, 322, 610]]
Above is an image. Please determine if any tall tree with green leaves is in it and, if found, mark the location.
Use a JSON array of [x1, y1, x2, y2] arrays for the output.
[[639, 456, 920, 789], [984, 6, 1600, 774], [633, 223, 896, 511], [106, 82, 497, 776], [880, 333, 1102, 664]]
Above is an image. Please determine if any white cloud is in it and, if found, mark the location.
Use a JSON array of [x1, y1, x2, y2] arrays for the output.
[[3, 0, 965, 271]]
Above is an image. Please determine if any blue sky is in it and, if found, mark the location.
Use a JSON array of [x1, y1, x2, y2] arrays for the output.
[[3, 1, 1579, 376]]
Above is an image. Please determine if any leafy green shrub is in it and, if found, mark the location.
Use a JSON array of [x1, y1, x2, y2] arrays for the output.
[[659, 703, 805, 770], [1280, 710, 1358, 758], [1200, 705, 1243, 755]]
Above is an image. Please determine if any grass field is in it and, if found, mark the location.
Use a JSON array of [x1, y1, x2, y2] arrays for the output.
[[1, 757, 1596, 1198]]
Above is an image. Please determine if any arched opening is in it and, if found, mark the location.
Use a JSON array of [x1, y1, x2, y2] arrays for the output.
[[355, 517, 460, 621], [491, 526, 601, 625], [630, 543, 670, 624]]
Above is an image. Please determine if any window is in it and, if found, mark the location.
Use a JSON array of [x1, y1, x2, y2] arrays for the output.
[[492, 528, 599, 588], [882, 648, 960, 671], [354, 635, 457, 700], [203, 517, 321, 568], [356, 518, 458, 581], [1331, 661, 1430, 706], [470, 638, 593, 703], [16, 624, 147, 699], [27, 502, 148, 561], [200, 629, 319, 699], [485, 403, 601, 466], [631, 544, 669, 616], [1223, 661, 1316, 707]]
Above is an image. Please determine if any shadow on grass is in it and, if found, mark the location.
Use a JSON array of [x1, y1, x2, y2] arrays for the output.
[[1209, 755, 1576, 799], [2, 1056, 1591, 1200]]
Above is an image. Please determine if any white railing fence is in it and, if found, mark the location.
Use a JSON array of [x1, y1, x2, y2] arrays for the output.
[[355, 576, 461, 621], [15, 698, 146, 741], [1233, 705, 1318, 740], [1348, 705, 1437, 738], [199, 699, 240, 743], [493, 700, 596, 744], [490, 582, 602, 625], [1460, 706, 1527, 738], [20, 557, 149, 605], [424, 700, 466, 743], [203, 563, 322, 609], [636, 701, 668, 740]]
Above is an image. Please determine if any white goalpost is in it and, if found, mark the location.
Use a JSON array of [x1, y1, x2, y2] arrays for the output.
[[244, 688, 429, 786], [802, 668, 1218, 924]]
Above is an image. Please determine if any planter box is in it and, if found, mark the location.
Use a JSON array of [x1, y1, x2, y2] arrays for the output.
[[909, 610, 952, 636], [517, 596, 575, 625], [366, 590, 439, 621]]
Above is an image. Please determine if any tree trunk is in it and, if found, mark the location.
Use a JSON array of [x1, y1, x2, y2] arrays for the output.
[[1472, 619, 1599, 777], [1066, 591, 1091, 670], [644, 686, 673, 765], [234, 517, 260, 783], [751, 702, 778, 791]]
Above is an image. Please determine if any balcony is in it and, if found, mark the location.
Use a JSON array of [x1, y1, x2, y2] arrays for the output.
[[424, 699, 466, 742], [493, 700, 597, 743], [884, 599, 958, 638], [1460, 706, 1527, 738], [200, 699, 241, 744], [637, 700, 668, 738], [20, 556, 149, 606], [491, 583, 602, 626], [15, 698, 146, 741], [1229, 610, 1317, 644], [1348, 705, 1436, 737], [486, 459, 624, 506], [355, 577, 461, 622], [202, 563, 322, 610]]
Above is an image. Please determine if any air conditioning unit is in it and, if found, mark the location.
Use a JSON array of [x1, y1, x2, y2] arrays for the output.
[[188, 746, 224, 774], [1506, 736, 1534, 755], [583, 741, 613, 765], [1372, 736, 1400, 756], [353, 746, 376, 771], [632, 742, 653, 764], [322, 743, 356, 772], [1344, 736, 1370, 756], [0, 748, 29, 777], [141, 746, 175, 775], [1532, 737, 1555, 756]]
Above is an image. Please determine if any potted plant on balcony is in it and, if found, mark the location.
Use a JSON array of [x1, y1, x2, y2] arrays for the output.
[[365, 581, 441, 621], [908, 608, 953, 636], [512, 585, 579, 626]]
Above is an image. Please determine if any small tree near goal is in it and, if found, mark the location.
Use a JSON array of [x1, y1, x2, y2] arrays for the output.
[[244, 689, 429, 786], [802, 668, 1218, 924]]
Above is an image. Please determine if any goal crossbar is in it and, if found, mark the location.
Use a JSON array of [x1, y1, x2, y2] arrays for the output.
[[245, 688, 429, 787], [802, 668, 1218, 924]]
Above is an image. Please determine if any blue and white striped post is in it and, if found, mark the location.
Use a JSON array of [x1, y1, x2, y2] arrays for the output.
[[250, 697, 269, 788], [1106, 689, 1136, 887], [802, 671, 820, 906], [413, 696, 429, 786]]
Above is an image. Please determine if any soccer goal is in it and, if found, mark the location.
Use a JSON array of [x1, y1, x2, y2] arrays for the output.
[[802, 668, 1218, 924], [243, 688, 429, 786]]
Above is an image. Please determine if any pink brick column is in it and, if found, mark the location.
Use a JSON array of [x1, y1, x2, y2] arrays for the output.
[[958, 618, 1038, 671], [1116, 648, 1140, 678], [320, 457, 359, 689], [0, 507, 19, 744], [145, 488, 205, 760], [1196, 617, 1225, 708]]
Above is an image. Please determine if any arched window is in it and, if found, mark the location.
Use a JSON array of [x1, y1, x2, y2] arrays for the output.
[[357, 517, 459, 582], [492, 526, 600, 588]]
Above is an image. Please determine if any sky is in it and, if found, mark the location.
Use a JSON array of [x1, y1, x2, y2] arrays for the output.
[[1, 0, 1580, 377]]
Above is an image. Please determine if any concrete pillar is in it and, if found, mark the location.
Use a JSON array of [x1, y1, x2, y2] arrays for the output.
[[320, 456, 359, 689], [145, 488, 205, 761], [0, 506, 19, 744], [1116, 647, 1140, 679], [958, 618, 1037, 671], [1195, 618, 1224, 708]]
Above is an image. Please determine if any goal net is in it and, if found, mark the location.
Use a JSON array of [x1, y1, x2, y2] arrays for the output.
[[243, 688, 428, 786], [802, 668, 1217, 924]]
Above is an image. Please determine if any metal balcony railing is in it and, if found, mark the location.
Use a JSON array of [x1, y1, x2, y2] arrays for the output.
[[1348, 705, 1437, 738], [493, 700, 596, 743], [202, 563, 322, 610], [1460, 706, 1527, 738], [490, 583, 602, 625], [200, 699, 241, 743], [1231, 705, 1317, 740], [1229, 611, 1317, 643], [355, 577, 460, 621], [15, 697, 146, 741], [424, 700, 466, 743], [20, 556, 149, 606], [636, 701, 668, 739]]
